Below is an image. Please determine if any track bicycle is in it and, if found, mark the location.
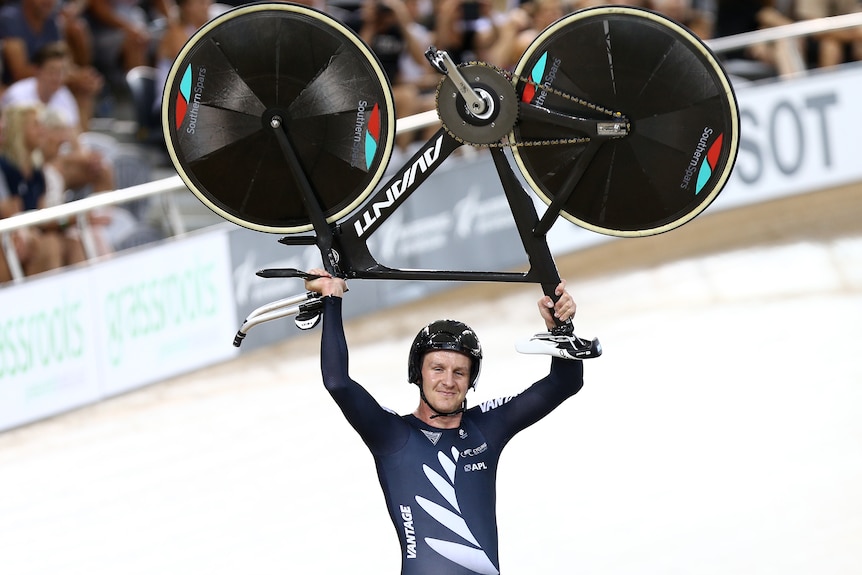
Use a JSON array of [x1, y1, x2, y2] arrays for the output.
[[161, 2, 739, 353]]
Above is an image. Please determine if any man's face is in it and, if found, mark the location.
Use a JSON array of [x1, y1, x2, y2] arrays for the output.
[[419, 350, 471, 414], [38, 57, 69, 96]]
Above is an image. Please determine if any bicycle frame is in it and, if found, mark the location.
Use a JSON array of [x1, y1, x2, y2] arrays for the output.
[[263, 117, 616, 293], [232, 111, 616, 347]]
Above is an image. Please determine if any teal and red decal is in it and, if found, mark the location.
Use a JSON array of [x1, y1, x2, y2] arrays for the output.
[[352, 100, 381, 170], [365, 103, 380, 170], [521, 52, 548, 103], [175, 65, 192, 130], [683, 128, 725, 194], [695, 133, 724, 194]]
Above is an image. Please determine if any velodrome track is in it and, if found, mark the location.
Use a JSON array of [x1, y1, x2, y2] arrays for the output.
[[1, 183, 860, 574]]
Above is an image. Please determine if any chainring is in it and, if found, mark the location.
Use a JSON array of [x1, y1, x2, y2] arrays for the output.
[[435, 61, 629, 149], [435, 63, 519, 146]]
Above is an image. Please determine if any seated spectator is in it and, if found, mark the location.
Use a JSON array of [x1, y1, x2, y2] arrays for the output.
[[793, 0, 862, 68], [2, 42, 82, 129], [753, 1, 808, 76], [0, 103, 83, 281], [0, 207, 60, 282], [0, 0, 103, 129], [647, 0, 715, 39], [39, 108, 136, 257], [155, 0, 212, 117], [84, 0, 172, 88], [435, 0, 502, 65], [573, 0, 648, 7], [2, 42, 120, 220], [490, 0, 566, 70], [58, 0, 96, 69], [396, 0, 438, 95], [713, 0, 798, 79], [352, 0, 436, 146]]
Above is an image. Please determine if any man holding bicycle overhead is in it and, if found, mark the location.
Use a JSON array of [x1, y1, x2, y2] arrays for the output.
[[304, 269, 584, 575]]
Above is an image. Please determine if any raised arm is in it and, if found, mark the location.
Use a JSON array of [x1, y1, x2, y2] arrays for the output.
[[477, 281, 584, 443], [305, 269, 408, 454]]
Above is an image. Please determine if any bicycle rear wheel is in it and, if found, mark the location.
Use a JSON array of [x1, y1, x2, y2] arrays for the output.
[[162, 2, 395, 234], [512, 6, 739, 237]]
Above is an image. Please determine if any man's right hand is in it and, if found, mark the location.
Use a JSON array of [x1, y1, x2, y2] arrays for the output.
[[304, 268, 348, 298]]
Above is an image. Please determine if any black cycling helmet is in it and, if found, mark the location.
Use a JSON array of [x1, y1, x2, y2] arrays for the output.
[[408, 319, 482, 388]]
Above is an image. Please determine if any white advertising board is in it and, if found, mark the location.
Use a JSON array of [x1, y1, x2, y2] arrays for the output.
[[94, 231, 239, 397], [0, 267, 102, 429], [0, 230, 238, 431], [706, 63, 862, 208]]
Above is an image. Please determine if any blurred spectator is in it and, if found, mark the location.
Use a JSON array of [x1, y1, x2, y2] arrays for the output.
[[793, 0, 862, 68], [59, 0, 97, 69], [156, 0, 211, 74], [39, 108, 141, 256], [2, 41, 82, 129], [84, 0, 173, 87], [396, 0, 438, 95], [39, 109, 105, 256], [0, 103, 83, 281], [154, 0, 212, 116], [490, 0, 566, 70], [40, 109, 108, 201], [713, 0, 796, 78], [1, 41, 129, 241], [435, 0, 502, 64], [0, 0, 103, 129], [0, 0, 63, 86], [352, 0, 435, 145], [573, 0, 648, 8], [753, 1, 809, 75], [648, 0, 715, 38]]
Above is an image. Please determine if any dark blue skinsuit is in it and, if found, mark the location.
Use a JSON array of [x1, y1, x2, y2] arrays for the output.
[[319, 296, 583, 574]]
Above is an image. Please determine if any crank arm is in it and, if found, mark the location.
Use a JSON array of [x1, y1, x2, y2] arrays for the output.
[[425, 46, 488, 116]]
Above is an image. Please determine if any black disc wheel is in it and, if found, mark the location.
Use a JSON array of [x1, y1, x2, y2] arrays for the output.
[[162, 2, 396, 234], [512, 6, 739, 237]]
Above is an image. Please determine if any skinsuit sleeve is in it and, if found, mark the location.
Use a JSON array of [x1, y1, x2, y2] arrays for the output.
[[319, 295, 409, 454], [475, 357, 584, 447]]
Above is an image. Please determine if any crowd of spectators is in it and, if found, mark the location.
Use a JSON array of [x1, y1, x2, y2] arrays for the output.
[[1, 0, 861, 282], [328, 0, 862, 123]]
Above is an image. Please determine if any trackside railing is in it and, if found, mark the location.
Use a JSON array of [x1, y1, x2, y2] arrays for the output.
[[2, 12, 862, 284], [707, 11, 862, 56], [0, 176, 188, 283]]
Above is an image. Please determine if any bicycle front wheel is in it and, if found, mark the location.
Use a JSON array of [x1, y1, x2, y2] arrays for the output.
[[162, 2, 396, 234], [512, 6, 739, 237]]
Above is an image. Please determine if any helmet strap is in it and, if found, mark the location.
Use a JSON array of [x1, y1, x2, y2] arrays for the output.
[[419, 385, 467, 419]]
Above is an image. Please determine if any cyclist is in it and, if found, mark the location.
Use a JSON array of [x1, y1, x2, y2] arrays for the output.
[[304, 268, 584, 575]]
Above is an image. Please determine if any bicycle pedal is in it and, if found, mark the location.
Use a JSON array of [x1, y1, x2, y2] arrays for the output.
[[515, 332, 602, 360]]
